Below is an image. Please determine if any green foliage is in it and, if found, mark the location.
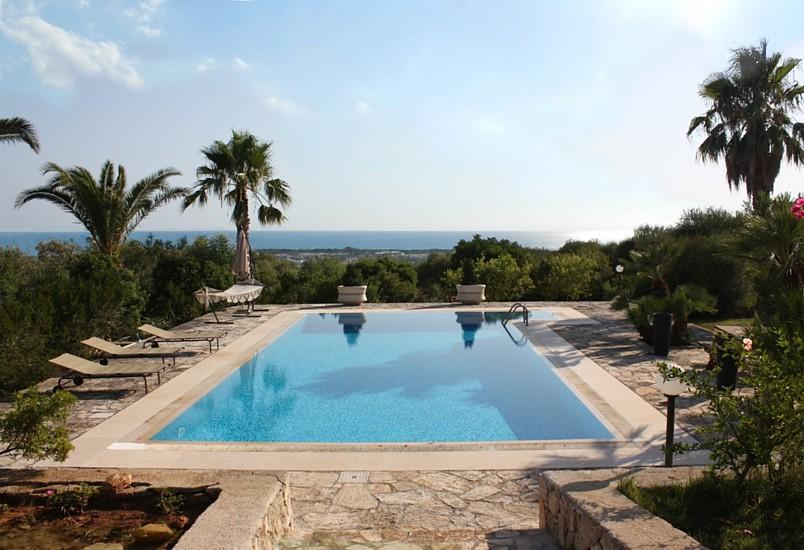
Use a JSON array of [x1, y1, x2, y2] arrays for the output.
[[184, 130, 291, 232], [451, 234, 531, 270], [620, 471, 804, 550], [343, 257, 418, 302], [0, 389, 75, 462], [156, 489, 184, 516], [0, 116, 40, 152], [416, 253, 451, 300], [688, 40, 804, 209], [15, 161, 185, 257], [121, 236, 234, 326], [532, 252, 610, 300], [0, 246, 144, 392], [627, 284, 717, 343], [45, 483, 98, 517], [474, 254, 532, 301], [738, 194, 804, 329]]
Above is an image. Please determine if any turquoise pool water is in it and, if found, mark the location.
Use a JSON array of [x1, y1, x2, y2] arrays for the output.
[[153, 311, 613, 443]]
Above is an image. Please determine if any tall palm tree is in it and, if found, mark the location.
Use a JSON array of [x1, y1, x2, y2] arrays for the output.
[[183, 130, 291, 234], [688, 40, 804, 210], [15, 161, 186, 257], [0, 117, 40, 152]]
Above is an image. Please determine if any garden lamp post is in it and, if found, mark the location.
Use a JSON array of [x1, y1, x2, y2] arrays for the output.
[[655, 367, 686, 467], [615, 264, 624, 293]]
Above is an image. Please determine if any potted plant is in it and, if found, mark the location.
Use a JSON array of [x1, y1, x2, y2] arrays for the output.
[[339, 265, 368, 306], [454, 284, 485, 305]]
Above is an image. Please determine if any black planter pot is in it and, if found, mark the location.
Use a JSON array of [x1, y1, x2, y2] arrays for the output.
[[651, 312, 673, 357], [714, 335, 739, 390]]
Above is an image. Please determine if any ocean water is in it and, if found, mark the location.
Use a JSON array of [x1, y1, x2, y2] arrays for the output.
[[0, 229, 628, 254], [152, 311, 613, 443]]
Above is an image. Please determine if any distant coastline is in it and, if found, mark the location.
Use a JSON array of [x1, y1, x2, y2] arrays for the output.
[[0, 229, 631, 255]]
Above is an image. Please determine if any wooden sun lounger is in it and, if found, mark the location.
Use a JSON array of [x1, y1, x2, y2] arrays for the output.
[[138, 324, 225, 353], [49, 353, 168, 393], [81, 337, 184, 365]]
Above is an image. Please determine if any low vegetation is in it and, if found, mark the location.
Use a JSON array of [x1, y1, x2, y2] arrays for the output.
[[619, 472, 804, 550]]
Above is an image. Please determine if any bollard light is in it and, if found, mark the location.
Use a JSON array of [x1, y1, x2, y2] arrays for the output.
[[655, 364, 686, 467]]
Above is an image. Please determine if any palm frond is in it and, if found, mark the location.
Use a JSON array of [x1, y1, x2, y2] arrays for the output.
[[0, 117, 40, 152]]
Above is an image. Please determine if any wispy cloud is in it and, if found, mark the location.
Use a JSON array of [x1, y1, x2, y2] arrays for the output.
[[354, 100, 374, 115], [124, 0, 164, 38], [232, 56, 249, 70], [265, 95, 303, 114], [0, 15, 144, 88], [195, 57, 216, 72]]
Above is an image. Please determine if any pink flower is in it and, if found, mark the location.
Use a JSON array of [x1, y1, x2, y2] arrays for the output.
[[46, 489, 55, 496], [793, 197, 804, 220], [742, 337, 753, 352]]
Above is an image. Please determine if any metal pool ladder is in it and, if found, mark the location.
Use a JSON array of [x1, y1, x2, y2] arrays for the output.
[[501, 302, 530, 327]]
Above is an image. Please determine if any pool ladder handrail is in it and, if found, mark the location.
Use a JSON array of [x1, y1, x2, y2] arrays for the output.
[[501, 302, 530, 327]]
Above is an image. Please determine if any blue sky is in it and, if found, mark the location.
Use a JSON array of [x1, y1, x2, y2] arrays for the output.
[[0, 0, 802, 237]]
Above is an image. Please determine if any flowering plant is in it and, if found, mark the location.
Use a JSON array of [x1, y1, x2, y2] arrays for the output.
[[792, 196, 804, 220]]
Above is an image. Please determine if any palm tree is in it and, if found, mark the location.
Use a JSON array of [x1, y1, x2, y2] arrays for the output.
[[688, 40, 804, 210], [183, 130, 291, 234], [0, 117, 40, 152], [15, 161, 186, 257]]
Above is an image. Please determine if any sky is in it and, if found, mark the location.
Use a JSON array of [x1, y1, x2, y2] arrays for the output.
[[0, 0, 802, 236]]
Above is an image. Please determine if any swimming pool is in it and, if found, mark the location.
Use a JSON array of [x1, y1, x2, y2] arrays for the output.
[[152, 311, 614, 443]]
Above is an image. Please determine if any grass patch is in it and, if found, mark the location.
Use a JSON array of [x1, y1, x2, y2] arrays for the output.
[[618, 473, 804, 550]]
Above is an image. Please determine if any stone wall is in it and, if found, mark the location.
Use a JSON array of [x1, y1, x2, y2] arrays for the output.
[[540, 469, 706, 550], [175, 474, 292, 550]]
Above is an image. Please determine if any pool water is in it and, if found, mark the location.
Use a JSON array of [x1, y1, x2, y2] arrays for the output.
[[153, 311, 613, 443]]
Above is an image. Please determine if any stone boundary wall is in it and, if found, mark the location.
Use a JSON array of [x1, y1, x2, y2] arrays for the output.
[[540, 468, 707, 550], [176, 475, 292, 550]]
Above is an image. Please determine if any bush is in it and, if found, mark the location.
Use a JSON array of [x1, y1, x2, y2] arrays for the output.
[[45, 483, 98, 517], [343, 257, 418, 302], [0, 388, 75, 462], [474, 254, 532, 301], [627, 284, 717, 343], [532, 252, 609, 300], [620, 470, 804, 550]]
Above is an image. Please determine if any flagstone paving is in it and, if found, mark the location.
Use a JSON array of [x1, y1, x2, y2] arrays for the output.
[[280, 469, 557, 549]]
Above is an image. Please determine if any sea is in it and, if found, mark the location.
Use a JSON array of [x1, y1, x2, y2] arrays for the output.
[[0, 229, 631, 255]]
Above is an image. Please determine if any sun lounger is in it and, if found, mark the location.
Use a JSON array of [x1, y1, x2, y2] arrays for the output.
[[138, 324, 225, 353], [81, 337, 184, 365], [49, 353, 167, 393]]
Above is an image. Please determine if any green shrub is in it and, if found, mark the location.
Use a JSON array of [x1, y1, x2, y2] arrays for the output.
[[627, 284, 717, 343], [344, 257, 418, 302], [45, 483, 98, 517], [0, 388, 75, 462], [474, 254, 532, 301], [531, 253, 608, 300], [620, 470, 804, 550], [157, 488, 184, 516]]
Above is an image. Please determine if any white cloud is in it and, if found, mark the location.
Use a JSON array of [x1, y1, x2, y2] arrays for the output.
[[232, 56, 249, 70], [124, 0, 164, 38], [77, 0, 90, 7], [0, 15, 144, 88], [354, 100, 374, 114], [265, 95, 303, 114], [195, 57, 216, 72], [138, 25, 161, 38]]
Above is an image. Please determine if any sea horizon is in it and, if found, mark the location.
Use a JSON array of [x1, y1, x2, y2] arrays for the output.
[[0, 229, 632, 255]]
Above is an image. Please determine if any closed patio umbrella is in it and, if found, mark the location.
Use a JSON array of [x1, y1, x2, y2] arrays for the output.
[[232, 228, 252, 281]]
